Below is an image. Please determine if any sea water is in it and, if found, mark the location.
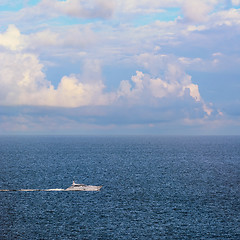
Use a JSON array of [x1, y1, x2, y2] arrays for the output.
[[0, 136, 239, 239]]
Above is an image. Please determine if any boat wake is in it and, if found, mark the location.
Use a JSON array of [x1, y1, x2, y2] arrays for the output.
[[0, 189, 65, 192], [0, 189, 73, 192]]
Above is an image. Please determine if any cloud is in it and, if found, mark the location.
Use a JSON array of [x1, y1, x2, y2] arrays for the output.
[[0, 24, 98, 55], [0, 99, 225, 135], [0, 52, 52, 105], [0, 25, 214, 121], [0, 49, 204, 109], [0, 26, 104, 107], [181, 0, 216, 22], [117, 66, 203, 107], [20, 0, 116, 20], [53, 60, 115, 107], [0, 0, 225, 26], [2, 5, 240, 66], [0, 44, 212, 123], [0, 24, 26, 51], [2, 2, 237, 135], [27, 25, 97, 54], [115, 0, 222, 23], [0, 50, 113, 107], [232, 0, 240, 6], [0, 0, 116, 30], [57, 0, 116, 19], [212, 8, 240, 27]]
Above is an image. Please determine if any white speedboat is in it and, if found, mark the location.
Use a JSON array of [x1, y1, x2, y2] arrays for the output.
[[65, 181, 102, 191], [0, 181, 102, 192]]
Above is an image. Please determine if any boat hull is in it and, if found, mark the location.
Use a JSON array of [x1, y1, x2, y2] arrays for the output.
[[0, 182, 103, 192], [65, 185, 102, 191]]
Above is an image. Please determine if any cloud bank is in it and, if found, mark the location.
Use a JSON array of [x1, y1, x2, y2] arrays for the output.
[[0, 26, 209, 112], [0, 0, 239, 134]]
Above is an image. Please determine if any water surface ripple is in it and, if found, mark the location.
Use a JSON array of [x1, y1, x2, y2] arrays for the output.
[[0, 136, 239, 239]]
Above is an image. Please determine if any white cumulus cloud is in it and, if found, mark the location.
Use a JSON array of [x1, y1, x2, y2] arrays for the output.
[[0, 24, 26, 51], [0, 49, 114, 107]]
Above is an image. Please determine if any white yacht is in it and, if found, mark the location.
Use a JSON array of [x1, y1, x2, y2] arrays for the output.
[[0, 181, 102, 192], [65, 181, 102, 191]]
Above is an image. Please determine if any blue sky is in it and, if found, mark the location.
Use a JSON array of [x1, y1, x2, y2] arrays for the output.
[[0, 0, 240, 135]]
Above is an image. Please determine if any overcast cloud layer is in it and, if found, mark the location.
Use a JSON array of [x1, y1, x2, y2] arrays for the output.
[[0, 0, 240, 135]]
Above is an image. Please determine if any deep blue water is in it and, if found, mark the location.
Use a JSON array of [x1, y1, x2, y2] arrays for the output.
[[0, 136, 239, 239]]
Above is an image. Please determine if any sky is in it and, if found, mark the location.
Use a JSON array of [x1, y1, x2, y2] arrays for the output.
[[0, 0, 240, 135]]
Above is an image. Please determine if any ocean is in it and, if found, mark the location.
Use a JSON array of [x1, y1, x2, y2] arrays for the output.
[[0, 136, 239, 239]]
